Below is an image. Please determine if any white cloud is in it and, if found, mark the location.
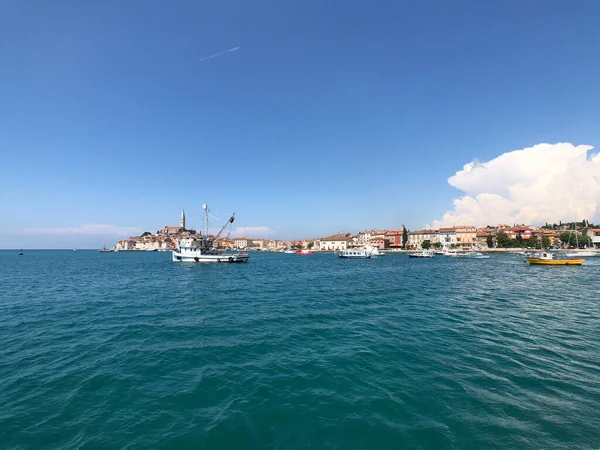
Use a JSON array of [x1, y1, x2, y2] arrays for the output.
[[230, 226, 275, 237], [24, 224, 143, 237], [434, 143, 600, 227]]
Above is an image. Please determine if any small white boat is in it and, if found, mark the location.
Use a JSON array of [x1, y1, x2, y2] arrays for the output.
[[284, 250, 296, 254], [338, 248, 372, 259], [565, 250, 598, 257], [408, 250, 435, 258], [172, 204, 249, 264], [365, 245, 386, 256], [456, 251, 489, 259]]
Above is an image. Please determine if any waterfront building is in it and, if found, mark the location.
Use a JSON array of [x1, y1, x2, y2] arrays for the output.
[[319, 233, 351, 251], [476, 229, 495, 248], [233, 237, 249, 249], [586, 229, 600, 248], [455, 226, 476, 249], [369, 237, 390, 249], [385, 230, 404, 248], [439, 228, 457, 248], [407, 229, 440, 249]]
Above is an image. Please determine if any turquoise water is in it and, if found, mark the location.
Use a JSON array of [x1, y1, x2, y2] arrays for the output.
[[1, 251, 599, 449]]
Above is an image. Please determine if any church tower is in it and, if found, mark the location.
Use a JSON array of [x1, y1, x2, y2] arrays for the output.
[[180, 210, 186, 229]]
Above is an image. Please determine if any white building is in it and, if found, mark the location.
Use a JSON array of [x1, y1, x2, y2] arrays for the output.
[[586, 228, 600, 248], [439, 228, 457, 248], [319, 233, 351, 251], [233, 237, 249, 249], [407, 229, 440, 248]]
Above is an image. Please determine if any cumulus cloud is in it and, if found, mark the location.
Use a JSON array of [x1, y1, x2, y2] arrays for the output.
[[433, 143, 600, 227], [24, 224, 143, 237], [230, 226, 275, 237]]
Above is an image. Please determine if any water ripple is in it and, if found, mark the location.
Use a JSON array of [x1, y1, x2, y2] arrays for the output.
[[0, 251, 599, 449]]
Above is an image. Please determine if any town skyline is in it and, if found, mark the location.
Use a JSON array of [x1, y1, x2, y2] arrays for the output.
[[2, 2, 600, 248]]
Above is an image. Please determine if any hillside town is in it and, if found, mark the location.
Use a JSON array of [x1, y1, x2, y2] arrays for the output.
[[112, 211, 600, 252]]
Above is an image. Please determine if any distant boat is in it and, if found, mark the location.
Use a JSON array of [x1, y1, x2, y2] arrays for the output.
[[526, 231, 583, 265], [337, 248, 372, 259], [99, 245, 113, 253], [365, 245, 385, 256], [408, 250, 435, 258], [18, 249, 23, 256], [172, 204, 249, 263], [527, 251, 583, 265], [565, 250, 597, 257], [296, 249, 314, 255], [455, 251, 489, 259], [284, 250, 296, 254]]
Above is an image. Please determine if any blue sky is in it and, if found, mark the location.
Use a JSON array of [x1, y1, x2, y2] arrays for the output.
[[2, 0, 600, 248]]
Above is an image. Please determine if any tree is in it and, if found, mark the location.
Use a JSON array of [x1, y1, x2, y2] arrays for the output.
[[402, 226, 408, 249], [141, 231, 152, 237], [422, 240, 431, 250], [486, 235, 493, 248], [496, 232, 512, 248], [432, 242, 442, 249], [307, 241, 314, 249]]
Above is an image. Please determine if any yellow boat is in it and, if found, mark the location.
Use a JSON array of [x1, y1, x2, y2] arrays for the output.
[[527, 257, 584, 265], [526, 251, 584, 265]]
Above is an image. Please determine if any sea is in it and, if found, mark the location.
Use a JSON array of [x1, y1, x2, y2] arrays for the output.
[[1, 250, 599, 449]]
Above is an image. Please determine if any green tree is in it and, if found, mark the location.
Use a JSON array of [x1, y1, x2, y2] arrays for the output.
[[496, 232, 512, 248], [432, 242, 442, 249], [402, 226, 408, 249], [516, 233, 523, 246], [141, 231, 152, 237], [486, 235, 493, 248], [422, 240, 431, 250], [307, 241, 314, 250]]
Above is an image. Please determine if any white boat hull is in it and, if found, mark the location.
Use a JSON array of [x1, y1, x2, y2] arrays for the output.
[[566, 251, 598, 257]]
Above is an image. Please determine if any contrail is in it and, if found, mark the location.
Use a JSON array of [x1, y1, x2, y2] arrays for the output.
[[198, 46, 240, 63]]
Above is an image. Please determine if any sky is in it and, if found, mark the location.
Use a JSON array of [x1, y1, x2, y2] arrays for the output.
[[2, 0, 600, 248]]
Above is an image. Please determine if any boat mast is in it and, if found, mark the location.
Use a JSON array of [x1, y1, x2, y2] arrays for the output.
[[203, 204, 209, 243]]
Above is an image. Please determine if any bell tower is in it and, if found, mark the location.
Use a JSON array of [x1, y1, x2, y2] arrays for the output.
[[180, 209, 186, 229]]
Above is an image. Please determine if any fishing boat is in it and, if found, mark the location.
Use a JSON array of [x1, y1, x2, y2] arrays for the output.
[[296, 249, 314, 255], [526, 251, 584, 265], [408, 250, 435, 258], [99, 245, 113, 253], [172, 204, 249, 263], [18, 249, 23, 256], [338, 248, 372, 259], [526, 231, 583, 265]]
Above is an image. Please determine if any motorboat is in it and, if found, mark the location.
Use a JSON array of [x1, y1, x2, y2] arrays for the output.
[[296, 249, 314, 255], [338, 248, 372, 259], [408, 250, 435, 258], [527, 251, 583, 265]]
